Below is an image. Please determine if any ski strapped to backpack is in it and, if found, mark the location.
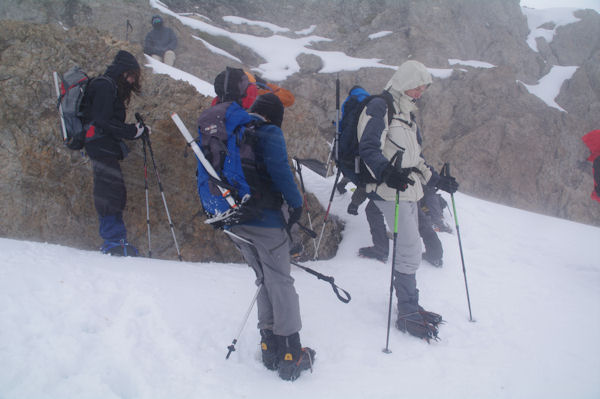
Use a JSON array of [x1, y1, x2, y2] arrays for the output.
[[171, 113, 240, 218], [172, 110, 280, 228], [53, 66, 116, 150], [337, 86, 396, 185]]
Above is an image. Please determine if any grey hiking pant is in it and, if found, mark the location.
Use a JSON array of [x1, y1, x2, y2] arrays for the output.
[[366, 199, 389, 256], [374, 200, 421, 274], [229, 224, 302, 337], [422, 186, 444, 226], [418, 205, 443, 260], [350, 186, 389, 256]]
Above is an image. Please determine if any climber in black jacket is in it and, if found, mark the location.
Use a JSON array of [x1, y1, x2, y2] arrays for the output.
[[80, 50, 150, 256]]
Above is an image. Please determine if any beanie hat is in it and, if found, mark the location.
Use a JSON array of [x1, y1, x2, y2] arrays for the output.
[[213, 67, 249, 103], [250, 93, 284, 127], [113, 50, 140, 72]]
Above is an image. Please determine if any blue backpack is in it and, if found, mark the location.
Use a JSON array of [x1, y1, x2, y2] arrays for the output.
[[337, 86, 396, 185], [196, 101, 281, 226]]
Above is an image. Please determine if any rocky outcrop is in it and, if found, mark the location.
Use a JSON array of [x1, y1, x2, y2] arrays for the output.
[[0, 0, 599, 260], [0, 21, 342, 261]]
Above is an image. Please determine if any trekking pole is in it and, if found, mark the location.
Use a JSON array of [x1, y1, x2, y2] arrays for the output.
[[293, 158, 318, 254], [383, 189, 400, 354], [313, 167, 342, 260], [325, 74, 341, 177], [125, 19, 133, 41], [135, 113, 183, 261], [225, 282, 263, 359], [442, 163, 474, 322], [141, 135, 152, 258]]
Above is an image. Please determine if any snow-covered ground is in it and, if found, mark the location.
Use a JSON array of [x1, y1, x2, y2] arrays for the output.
[[1, 168, 599, 399]]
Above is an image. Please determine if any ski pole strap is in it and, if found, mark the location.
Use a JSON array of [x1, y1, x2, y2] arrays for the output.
[[290, 260, 351, 304]]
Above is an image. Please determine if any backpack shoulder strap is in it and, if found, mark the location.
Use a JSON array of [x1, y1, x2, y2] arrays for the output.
[[92, 75, 117, 98], [378, 90, 396, 125]]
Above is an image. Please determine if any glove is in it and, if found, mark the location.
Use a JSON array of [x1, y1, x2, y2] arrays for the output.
[[135, 122, 151, 138], [287, 206, 302, 228], [381, 164, 414, 192], [436, 175, 459, 194]]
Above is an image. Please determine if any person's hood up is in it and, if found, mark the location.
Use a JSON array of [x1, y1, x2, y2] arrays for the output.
[[384, 60, 432, 114], [582, 129, 600, 161], [105, 50, 140, 80], [152, 15, 164, 28]]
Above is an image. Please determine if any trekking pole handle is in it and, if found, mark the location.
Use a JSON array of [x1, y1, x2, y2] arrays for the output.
[[135, 112, 150, 139], [441, 162, 450, 177]]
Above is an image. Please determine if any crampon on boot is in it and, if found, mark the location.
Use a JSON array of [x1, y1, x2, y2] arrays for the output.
[[276, 333, 316, 381], [396, 312, 439, 343], [418, 306, 444, 327], [260, 329, 279, 371]]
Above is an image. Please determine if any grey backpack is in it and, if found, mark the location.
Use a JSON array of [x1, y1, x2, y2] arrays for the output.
[[56, 66, 114, 150]]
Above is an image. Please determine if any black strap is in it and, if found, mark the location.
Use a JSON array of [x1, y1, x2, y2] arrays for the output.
[[290, 260, 351, 304], [379, 90, 396, 126]]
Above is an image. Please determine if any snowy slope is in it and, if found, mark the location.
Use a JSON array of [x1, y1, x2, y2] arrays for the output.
[[1, 169, 599, 399]]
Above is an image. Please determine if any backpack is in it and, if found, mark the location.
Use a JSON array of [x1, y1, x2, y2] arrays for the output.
[[55, 66, 114, 150], [195, 100, 282, 226], [337, 86, 396, 185]]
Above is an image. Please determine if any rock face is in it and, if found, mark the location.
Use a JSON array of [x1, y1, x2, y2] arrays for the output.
[[0, 20, 341, 261], [0, 0, 599, 264]]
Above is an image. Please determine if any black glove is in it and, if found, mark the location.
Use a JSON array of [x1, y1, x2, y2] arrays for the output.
[[381, 164, 414, 192], [436, 175, 459, 194], [287, 206, 302, 228]]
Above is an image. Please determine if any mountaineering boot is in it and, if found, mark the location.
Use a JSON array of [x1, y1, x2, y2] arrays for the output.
[[276, 332, 316, 381], [347, 202, 359, 215], [101, 239, 139, 257], [395, 314, 439, 342], [358, 246, 388, 263], [393, 272, 439, 342], [260, 329, 279, 371], [336, 181, 347, 194], [422, 252, 443, 267], [289, 241, 304, 260]]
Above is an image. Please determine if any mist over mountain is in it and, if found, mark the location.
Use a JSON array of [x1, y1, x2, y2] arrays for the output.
[[1, 0, 598, 261]]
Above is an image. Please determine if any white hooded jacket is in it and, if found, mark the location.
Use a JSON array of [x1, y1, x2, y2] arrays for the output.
[[357, 60, 433, 202]]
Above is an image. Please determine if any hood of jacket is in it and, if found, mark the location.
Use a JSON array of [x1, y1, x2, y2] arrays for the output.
[[384, 60, 432, 115], [104, 50, 140, 81]]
